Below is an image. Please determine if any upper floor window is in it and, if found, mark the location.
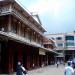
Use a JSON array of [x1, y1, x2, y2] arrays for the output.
[[11, 22, 17, 33], [11, 17, 17, 33], [51, 37, 55, 40], [65, 36, 74, 40], [56, 37, 62, 40], [0, 15, 8, 31], [66, 42, 74, 46], [57, 43, 63, 47]]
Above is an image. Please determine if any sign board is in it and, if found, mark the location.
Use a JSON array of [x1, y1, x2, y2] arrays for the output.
[[39, 48, 46, 55]]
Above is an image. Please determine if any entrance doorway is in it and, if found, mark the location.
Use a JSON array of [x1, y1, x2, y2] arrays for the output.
[[0, 41, 8, 73]]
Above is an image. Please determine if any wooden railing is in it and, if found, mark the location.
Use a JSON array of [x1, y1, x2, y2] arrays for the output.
[[0, 30, 42, 47], [0, 6, 11, 14], [0, 6, 43, 35]]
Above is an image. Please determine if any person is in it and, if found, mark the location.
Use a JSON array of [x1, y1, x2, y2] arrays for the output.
[[72, 58, 75, 68], [16, 61, 27, 75], [56, 61, 60, 68], [64, 61, 74, 75], [21, 64, 27, 75]]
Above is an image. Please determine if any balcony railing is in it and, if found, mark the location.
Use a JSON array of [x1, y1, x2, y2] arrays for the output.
[[0, 27, 8, 32], [0, 30, 42, 47], [0, 6, 11, 14], [0, 6, 44, 36]]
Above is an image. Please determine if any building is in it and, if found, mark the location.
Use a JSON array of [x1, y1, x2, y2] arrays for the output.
[[0, 0, 57, 74], [46, 32, 75, 62], [43, 38, 57, 64]]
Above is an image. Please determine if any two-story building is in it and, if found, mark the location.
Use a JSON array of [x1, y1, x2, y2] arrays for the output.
[[46, 32, 75, 62], [43, 38, 56, 64], [0, 0, 57, 74]]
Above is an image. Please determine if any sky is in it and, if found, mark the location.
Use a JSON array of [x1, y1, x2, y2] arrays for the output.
[[16, 0, 75, 34]]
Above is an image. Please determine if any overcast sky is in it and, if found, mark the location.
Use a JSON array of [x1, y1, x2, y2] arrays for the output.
[[16, 0, 75, 34]]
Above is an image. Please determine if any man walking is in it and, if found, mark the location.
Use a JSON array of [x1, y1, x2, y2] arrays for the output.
[[16, 61, 27, 75], [64, 61, 74, 75]]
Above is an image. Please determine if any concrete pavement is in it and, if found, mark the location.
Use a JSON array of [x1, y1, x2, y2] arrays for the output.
[[1, 64, 74, 75], [28, 65, 65, 75]]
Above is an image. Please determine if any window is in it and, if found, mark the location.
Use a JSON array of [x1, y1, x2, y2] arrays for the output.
[[66, 42, 74, 46], [56, 37, 62, 40], [12, 24, 17, 33], [51, 37, 55, 40], [65, 36, 74, 40], [57, 43, 63, 46], [0, 15, 8, 31], [11, 18, 17, 33]]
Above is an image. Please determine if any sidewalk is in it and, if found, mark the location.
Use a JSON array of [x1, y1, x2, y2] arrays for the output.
[[1, 64, 73, 75], [28, 64, 65, 75]]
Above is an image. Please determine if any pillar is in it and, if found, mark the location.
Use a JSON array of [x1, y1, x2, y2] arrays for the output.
[[8, 47, 13, 73], [8, 15, 11, 32], [0, 42, 1, 73], [17, 46, 23, 63], [37, 51, 39, 67], [26, 47, 30, 69]]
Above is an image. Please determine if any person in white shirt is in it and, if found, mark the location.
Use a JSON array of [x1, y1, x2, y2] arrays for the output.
[[16, 62, 27, 75], [21, 64, 27, 75], [56, 61, 60, 68], [64, 61, 74, 75]]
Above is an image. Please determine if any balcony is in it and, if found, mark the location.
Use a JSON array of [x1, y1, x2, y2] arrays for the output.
[[0, 31, 42, 48], [0, 6, 12, 15], [0, 6, 44, 36], [12, 8, 43, 36]]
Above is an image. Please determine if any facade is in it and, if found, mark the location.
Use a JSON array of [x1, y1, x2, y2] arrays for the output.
[[43, 38, 57, 64], [46, 32, 75, 62], [0, 0, 57, 74]]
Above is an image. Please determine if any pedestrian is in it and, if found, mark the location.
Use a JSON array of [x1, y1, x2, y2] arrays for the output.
[[21, 64, 28, 75], [64, 61, 74, 75], [56, 61, 60, 68], [16, 61, 27, 75], [63, 61, 65, 66]]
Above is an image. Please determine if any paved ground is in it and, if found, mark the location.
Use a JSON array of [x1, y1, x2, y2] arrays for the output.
[[1, 64, 74, 75], [28, 64, 65, 75]]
